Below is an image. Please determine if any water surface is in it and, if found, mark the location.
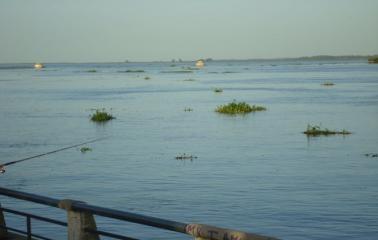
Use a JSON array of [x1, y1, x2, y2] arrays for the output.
[[1, 60, 378, 239]]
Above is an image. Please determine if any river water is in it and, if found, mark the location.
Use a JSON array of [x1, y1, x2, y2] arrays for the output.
[[0, 59, 377, 239]]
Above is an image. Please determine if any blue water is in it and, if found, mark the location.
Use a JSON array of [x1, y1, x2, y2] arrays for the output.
[[1, 60, 378, 239]]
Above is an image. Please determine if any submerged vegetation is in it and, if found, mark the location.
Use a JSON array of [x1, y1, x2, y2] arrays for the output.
[[184, 108, 193, 112], [183, 78, 196, 82], [144, 76, 151, 80], [215, 101, 266, 115], [90, 109, 115, 122], [322, 82, 335, 86], [175, 153, 197, 160], [80, 147, 92, 153], [303, 124, 351, 136], [214, 88, 223, 93], [86, 69, 97, 73]]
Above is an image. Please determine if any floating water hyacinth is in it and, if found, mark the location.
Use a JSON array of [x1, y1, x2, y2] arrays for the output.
[[215, 101, 266, 115]]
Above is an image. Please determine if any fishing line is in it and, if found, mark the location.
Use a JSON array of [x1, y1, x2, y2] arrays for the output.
[[0, 137, 106, 173]]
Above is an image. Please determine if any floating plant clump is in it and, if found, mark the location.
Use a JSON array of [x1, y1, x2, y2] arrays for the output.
[[90, 109, 115, 122], [215, 101, 266, 115], [175, 153, 197, 160], [80, 147, 92, 153], [322, 82, 335, 86], [303, 124, 351, 136]]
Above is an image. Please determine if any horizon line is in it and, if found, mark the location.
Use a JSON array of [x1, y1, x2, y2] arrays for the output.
[[0, 54, 377, 65]]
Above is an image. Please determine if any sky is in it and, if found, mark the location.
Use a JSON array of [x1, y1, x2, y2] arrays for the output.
[[0, 0, 377, 63]]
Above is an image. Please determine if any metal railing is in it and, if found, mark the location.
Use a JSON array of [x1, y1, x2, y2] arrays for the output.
[[0, 186, 278, 240]]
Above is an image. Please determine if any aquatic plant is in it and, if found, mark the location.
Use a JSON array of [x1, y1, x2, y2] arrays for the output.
[[90, 110, 115, 122], [322, 82, 335, 86], [214, 88, 223, 93], [364, 153, 378, 158], [118, 69, 145, 73], [222, 71, 236, 74], [303, 124, 351, 136], [215, 101, 266, 115], [184, 108, 193, 112], [183, 79, 196, 82], [175, 153, 197, 160], [80, 147, 92, 153], [368, 56, 378, 64], [87, 69, 97, 73], [144, 76, 151, 80]]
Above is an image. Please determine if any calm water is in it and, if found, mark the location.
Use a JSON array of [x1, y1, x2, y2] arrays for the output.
[[0, 60, 378, 239]]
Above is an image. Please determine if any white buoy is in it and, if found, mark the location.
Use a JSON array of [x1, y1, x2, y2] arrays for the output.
[[195, 59, 205, 68], [34, 63, 44, 69]]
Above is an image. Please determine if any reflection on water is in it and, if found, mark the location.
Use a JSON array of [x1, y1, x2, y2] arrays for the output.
[[0, 59, 378, 240]]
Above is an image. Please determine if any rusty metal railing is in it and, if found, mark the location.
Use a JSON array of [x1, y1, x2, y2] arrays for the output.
[[0, 186, 278, 240]]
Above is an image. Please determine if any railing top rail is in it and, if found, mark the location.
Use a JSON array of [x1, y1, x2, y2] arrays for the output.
[[0, 186, 187, 233], [0, 187, 60, 207]]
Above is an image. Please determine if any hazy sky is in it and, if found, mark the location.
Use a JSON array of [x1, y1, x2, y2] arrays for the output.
[[0, 0, 377, 63]]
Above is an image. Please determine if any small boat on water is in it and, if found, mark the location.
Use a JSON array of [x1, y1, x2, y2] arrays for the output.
[[34, 63, 44, 69]]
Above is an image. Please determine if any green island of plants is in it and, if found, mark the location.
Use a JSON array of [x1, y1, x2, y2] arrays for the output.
[[364, 153, 378, 158], [215, 101, 266, 115], [90, 110, 115, 122], [368, 56, 378, 64], [175, 153, 197, 160], [80, 147, 92, 153], [322, 82, 335, 86], [303, 124, 351, 136], [214, 88, 223, 93]]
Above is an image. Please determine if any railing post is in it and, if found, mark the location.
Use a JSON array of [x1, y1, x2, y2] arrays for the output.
[[0, 203, 8, 238], [59, 199, 100, 240]]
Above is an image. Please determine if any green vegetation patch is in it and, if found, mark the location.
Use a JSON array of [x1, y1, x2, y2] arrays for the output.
[[90, 109, 115, 122], [303, 124, 351, 136], [80, 147, 92, 153], [183, 78, 196, 82], [368, 56, 378, 64], [184, 108, 193, 112], [322, 82, 335, 86], [364, 153, 378, 158], [175, 153, 197, 160], [144, 76, 151, 80], [118, 69, 145, 73], [214, 88, 223, 93], [215, 101, 266, 115], [86, 69, 97, 73]]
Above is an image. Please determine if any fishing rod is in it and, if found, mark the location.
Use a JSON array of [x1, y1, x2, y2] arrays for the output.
[[0, 137, 106, 174]]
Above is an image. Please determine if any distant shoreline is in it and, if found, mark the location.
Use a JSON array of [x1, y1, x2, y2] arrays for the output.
[[0, 55, 377, 65]]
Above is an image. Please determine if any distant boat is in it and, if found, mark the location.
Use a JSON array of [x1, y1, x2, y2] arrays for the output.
[[34, 63, 44, 69], [195, 59, 205, 68]]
